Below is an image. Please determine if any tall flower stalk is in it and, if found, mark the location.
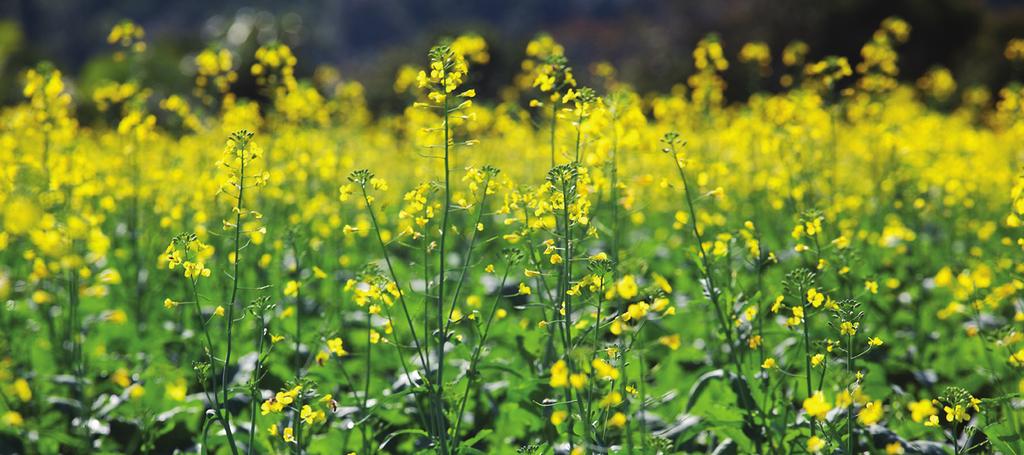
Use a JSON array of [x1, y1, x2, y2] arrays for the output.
[[166, 233, 239, 454], [663, 132, 762, 451], [414, 41, 479, 453], [165, 129, 266, 454]]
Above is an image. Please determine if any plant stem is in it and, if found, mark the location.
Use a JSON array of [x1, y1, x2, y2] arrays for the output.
[[550, 101, 557, 168], [223, 146, 246, 405], [364, 305, 373, 455], [248, 314, 268, 454], [436, 79, 452, 455], [451, 264, 512, 448], [217, 141, 248, 455], [184, 247, 239, 455], [292, 239, 303, 378], [847, 332, 854, 454], [668, 146, 760, 451], [802, 296, 814, 437], [359, 187, 437, 444], [442, 174, 493, 337]]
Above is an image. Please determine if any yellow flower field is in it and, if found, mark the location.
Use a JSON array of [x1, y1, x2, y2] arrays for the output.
[[1, 15, 1024, 454]]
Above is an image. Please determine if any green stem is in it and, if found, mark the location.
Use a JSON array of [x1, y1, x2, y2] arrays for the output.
[[802, 298, 814, 437], [550, 101, 557, 168], [847, 332, 854, 454], [436, 80, 452, 455], [669, 146, 760, 450], [223, 146, 246, 406], [292, 239, 303, 378], [451, 264, 512, 448], [248, 314, 268, 454], [184, 247, 239, 455], [442, 174, 493, 338], [617, 338, 634, 454], [359, 187, 438, 443], [363, 305, 373, 455]]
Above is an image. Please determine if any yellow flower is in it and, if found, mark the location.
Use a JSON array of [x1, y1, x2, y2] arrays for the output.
[[607, 412, 627, 428], [214, 306, 225, 317], [865, 280, 879, 294], [806, 288, 825, 308], [106, 309, 128, 324], [811, 353, 825, 367], [315, 350, 330, 366], [283, 427, 295, 443], [165, 378, 187, 402], [885, 442, 905, 454], [111, 369, 131, 388], [807, 436, 825, 453], [599, 391, 623, 408], [592, 358, 620, 381], [128, 384, 145, 399], [651, 273, 672, 292], [183, 261, 211, 279], [803, 391, 832, 420], [839, 321, 858, 336], [549, 360, 569, 388], [550, 409, 568, 426], [261, 399, 280, 415], [284, 280, 301, 297], [320, 394, 335, 406], [659, 334, 681, 351], [327, 337, 348, 357], [31, 290, 53, 305], [2, 411, 23, 427], [835, 390, 853, 408], [616, 275, 639, 300], [908, 399, 937, 423], [944, 404, 969, 423], [652, 297, 674, 315], [868, 337, 884, 347], [787, 305, 804, 327], [518, 282, 532, 295], [569, 373, 588, 389], [761, 357, 776, 369], [748, 335, 762, 349], [744, 305, 757, 321], [832, 235, 850, 249], [858, 400, 884, 425], [300, 404, 326, 424], [13, 378, 32, 402], [626, 302, 649, 321]]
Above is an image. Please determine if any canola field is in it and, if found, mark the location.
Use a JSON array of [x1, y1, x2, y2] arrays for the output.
[[2, 16, 1024, 454]]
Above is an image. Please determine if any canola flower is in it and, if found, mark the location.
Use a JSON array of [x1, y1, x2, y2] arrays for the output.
[[0, 14, 1023, 455]]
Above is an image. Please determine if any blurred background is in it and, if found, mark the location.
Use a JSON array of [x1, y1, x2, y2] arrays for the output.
[[2, 0, 1024, 115]]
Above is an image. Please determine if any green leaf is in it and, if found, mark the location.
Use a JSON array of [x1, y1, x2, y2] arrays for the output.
[[685, 369, 755, 414], [710, 438, 737, 455], [460, 428, 493, 448], [379, 428, 429, 452]]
